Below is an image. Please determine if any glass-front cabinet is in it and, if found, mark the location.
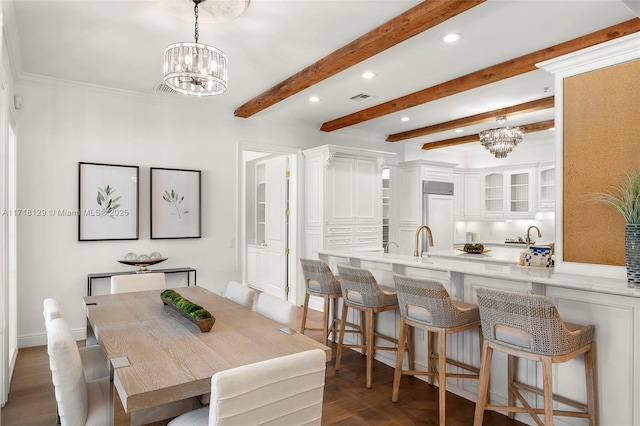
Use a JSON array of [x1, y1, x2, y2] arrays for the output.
[[382, 168, 390, 246], [483, 172, 505, 219], [538, 164, 555, 211], [506, 168, 535, 218]]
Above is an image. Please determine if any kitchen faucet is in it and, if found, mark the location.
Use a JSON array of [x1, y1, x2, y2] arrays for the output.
[[414, 225, 434, 257], [526, 225, 541, 247], [384, 241, 398, 253]]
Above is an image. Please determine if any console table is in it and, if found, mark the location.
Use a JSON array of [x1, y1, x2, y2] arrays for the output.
[[87, 267, 196, 296]]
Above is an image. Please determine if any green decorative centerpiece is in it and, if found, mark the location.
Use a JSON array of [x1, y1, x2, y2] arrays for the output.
[[591, 170, 640, 288], [461, 243, 486, 254], [161, 289, 215, 332]]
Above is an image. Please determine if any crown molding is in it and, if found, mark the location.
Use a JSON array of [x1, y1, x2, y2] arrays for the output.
[[537, 32, 640, 77]]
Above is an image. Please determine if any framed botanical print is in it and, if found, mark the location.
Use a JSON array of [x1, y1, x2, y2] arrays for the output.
[[78, 162, 139, 241], [150, 167, 202, 239]]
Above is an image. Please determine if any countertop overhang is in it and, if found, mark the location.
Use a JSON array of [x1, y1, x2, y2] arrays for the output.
[[317, 249, 639, 298]]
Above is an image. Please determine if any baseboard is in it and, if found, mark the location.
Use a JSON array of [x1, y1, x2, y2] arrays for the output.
[[19, 326, 86, 348]]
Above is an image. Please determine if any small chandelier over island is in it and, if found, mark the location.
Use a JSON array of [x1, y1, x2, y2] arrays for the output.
[[479, 116, 524, 158]]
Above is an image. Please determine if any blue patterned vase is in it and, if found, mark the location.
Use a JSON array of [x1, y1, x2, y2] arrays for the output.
[[626, 224, 640, 288]]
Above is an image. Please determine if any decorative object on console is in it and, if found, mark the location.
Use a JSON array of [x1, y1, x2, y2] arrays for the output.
[[163, 0, 234, 96], [78, 162, 139, 241], [590, 170, 640, 287], [479, 116, 524, 159], [161, 289, 215, 332], [151, 168, 202, 239], [118, 252, 167, 273]]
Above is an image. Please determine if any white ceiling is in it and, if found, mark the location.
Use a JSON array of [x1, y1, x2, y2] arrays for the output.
[[7, 0, 640, 152]]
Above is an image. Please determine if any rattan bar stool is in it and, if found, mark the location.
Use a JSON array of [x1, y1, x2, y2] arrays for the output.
[[392, 274, 482, 426], [335, 264, 400, 388], [299, 258, 343, 346], [474, 287, 598, 426]]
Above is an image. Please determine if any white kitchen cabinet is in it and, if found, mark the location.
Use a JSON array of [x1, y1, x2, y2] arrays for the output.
[[397, 164, 422, 225], [538, 163, 555, 211], [506, 167, 535, 218], [302, 145, 395, 257], [255, 163, 266, 245], [463, 172, 481, 219], [395, 161, 457, 255], [452, 172, 463, 219], [326, 157, 378, 223], [382, 168, 391, 246], [482, 171, 505, 219]]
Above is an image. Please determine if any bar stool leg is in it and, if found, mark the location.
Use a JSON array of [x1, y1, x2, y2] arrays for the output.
[[300, 292, 311, 335], [427, 330, 436, 385], [584, 345, 598, 425], [331, 296, 339, 344], [392, 319, 408, 402], [473, 340, 493, 426], [407, 324, 415, 372], [360, 310, 367, 349], [437, 330, 447, 426], [507, 354, 516, 420], [335, 302, 349, 371], [542, 357, 554, 426], [365, 308, 375, 389], [322, 295, 330, 346]]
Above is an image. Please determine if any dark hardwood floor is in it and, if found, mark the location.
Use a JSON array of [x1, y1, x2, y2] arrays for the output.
[[1, 307, 523, 425]]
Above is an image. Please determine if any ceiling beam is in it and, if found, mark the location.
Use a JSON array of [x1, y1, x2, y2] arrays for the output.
[[421, 119, 555, 150], [322, 19, 640, 132], [387, 96, 554, 142], [233, 0, 487, 118]]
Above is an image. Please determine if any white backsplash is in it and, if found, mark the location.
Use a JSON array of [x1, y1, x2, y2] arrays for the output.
[[454, 212, 555, 246]]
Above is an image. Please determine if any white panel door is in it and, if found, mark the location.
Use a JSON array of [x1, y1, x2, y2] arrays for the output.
[[264, 156, 288, 298]]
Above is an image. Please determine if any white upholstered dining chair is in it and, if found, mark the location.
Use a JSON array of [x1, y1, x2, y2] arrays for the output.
[[110, 272, 166, 294], [224, 281, 255, 308], [167, 349, 327, 426], [43, 298, 110, 382], [46, 317, 113, 426], [254, 292, 297, 329]]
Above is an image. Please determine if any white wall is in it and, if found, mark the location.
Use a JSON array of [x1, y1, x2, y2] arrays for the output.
[[13, 78, 401, 347]]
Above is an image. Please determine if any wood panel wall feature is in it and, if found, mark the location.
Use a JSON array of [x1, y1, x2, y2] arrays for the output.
[[563, 58, 640, 265]]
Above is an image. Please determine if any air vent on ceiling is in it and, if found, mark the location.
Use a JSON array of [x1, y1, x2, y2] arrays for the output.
[[154, 83, 178, 94], [349, 93, 376, 102]]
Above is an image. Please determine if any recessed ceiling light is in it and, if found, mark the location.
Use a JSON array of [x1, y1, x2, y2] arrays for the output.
[[441, 33, 462, 43], [400, 117, 410, 122], [454, 128, 464, 133], [362, 71, 376, 79], [309, 96, 320, 103]]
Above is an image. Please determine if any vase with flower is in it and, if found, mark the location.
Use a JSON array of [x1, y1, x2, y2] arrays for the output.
[[591, 170, 640, 288]]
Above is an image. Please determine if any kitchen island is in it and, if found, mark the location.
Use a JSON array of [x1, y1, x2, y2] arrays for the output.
[[317, 249, 640, 426]]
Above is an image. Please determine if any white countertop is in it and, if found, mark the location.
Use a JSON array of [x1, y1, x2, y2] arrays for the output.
[[317, 249, 640, 298]]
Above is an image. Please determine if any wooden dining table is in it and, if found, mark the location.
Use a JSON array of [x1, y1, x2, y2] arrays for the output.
[[83, 286, 331, 424]]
